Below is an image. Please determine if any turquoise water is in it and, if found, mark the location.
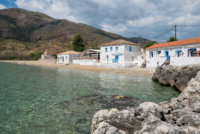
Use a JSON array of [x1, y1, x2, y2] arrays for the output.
[[0, 62, 180, 134]]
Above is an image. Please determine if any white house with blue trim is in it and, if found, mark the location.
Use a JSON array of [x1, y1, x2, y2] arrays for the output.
[[100, 39, 141, 64], [138, 37, 200, 68]]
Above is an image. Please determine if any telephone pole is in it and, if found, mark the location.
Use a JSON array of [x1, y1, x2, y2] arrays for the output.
[[175, 25, 176, 40]]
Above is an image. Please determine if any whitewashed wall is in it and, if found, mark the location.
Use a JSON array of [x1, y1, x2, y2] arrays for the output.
[[144, 57, 200, 68], [57, 54, 82, 64], [124, 44, 141, 63], [146, 43, 200, 60], [57, 55, 70, 64], [100, 45, 124, 63], [100, 44, 141, 63], [73, 59, 97, 65]]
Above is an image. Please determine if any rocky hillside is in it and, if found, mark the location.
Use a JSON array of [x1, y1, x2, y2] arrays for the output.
[[91, 69, 200, 134], [0, 8, 153, 58]]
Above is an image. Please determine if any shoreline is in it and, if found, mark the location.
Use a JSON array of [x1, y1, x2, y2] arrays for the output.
[[0, 60, 155, 77]]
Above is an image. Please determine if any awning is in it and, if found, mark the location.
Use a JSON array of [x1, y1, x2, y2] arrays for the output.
[[113, 53, 123, 56]]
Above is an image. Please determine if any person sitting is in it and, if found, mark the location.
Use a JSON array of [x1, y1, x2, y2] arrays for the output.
[[161, 56, 170, 67]]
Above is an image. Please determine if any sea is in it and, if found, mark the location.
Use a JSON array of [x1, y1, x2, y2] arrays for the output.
[[0, 62, 180, 134]]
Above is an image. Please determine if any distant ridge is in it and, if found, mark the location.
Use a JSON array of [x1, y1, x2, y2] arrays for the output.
[[0, 8, 153, 54]]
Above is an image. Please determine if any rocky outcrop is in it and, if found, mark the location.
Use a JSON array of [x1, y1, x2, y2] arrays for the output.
[[152, 64, 200, 91], [91, 71, 200, 134]]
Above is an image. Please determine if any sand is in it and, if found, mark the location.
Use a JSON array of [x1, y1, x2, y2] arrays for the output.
[[0, 60, 155, 77]]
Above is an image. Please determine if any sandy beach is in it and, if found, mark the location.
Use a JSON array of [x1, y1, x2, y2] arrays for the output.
[[0, 60, 155, 77]]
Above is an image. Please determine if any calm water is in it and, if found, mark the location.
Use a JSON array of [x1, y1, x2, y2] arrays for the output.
[[0, 62, 180, 134]]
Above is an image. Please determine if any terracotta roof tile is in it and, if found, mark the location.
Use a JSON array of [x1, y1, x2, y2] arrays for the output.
[[100, 39, 140, 46], [58, 51, 80, 55], [146, 37, 200, 50]]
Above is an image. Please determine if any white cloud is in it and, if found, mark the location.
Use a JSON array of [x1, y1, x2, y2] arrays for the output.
[[0, 4, 6, 9], [14, 0, 200, 41]]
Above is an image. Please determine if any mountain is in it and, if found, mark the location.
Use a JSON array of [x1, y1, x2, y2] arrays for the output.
[[0, 8, 152, 58], [125, 37, 153, 48]]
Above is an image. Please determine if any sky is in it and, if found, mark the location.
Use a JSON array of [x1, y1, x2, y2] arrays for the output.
[[0, 0, 200, 42]]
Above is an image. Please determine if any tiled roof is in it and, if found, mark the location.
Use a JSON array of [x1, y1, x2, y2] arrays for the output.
[[58, 51, 80, 55], [146, 37, 200, 50], [100, 39, 140, 47]]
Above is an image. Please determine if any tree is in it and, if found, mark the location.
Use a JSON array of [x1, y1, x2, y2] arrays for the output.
[[167, 36, 177, 42], [72, 34, 85, 51], [143, 41, 155, 50]]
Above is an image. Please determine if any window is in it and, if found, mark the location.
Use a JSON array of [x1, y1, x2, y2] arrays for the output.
[[132, 57, 134, 61], [176, 50, 182, 57], [129, 47, 132, 51], [116, 47, 118, 51], [150, 51, 153, 58], [65, 56, 67, 59], [165, 51, 169, 57], [105, 48, 107, 52], [110, 47, 113, 52], [107, 55, 109, 63]]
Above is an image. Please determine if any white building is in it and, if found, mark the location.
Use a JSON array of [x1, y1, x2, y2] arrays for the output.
[[138, 37, 200, 68], [41, 50, 53, 59], [100, 39, 141, 64], [57, 51, 82, 64]]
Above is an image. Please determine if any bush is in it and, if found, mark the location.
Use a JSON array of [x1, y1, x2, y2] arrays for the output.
[[33, 57, 38, 60], [52, 54, 57, 58], [30, 53, 36, 57], [167, 36, 178, 42], [143, 41, 155, 50], [37, 52, 44, 56], [9, 56, 18, 60]]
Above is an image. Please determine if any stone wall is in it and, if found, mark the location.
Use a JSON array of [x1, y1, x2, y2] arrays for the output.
[[91, 71, 200, 134], [152, 64, 200, 91]]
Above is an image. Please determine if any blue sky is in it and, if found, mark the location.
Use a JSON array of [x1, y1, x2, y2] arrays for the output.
[[1, 0, 200, 42]]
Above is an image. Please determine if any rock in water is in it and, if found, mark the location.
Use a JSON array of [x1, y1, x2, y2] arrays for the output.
[[152, 64, 200, 91], [91, 71, 200, 134]]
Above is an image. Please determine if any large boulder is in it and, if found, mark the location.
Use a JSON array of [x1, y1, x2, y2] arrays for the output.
[[91, 70, 200, 134], [152, 65, 200, 91]]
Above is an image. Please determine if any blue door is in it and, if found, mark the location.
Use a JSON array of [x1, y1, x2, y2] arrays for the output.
[[165, 51, 169, 57], [115, 56, 119, 63]]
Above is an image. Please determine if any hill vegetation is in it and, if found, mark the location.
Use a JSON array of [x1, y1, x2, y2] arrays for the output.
[[0, 8, 153, 60]]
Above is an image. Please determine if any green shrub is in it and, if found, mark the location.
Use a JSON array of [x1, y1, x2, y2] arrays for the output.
[[30, 53, 36, 57], [143, 41, 155, 50], [33, 57, 38, 60], [52, 54, 57, 57], [37, 52, 44, 56]]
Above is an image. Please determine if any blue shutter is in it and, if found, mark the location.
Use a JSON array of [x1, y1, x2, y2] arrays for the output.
[[129, 47, 132, 51], [116, 47, 118, 51], [110, 47, 113, 52], [105, 48, 107, 52]]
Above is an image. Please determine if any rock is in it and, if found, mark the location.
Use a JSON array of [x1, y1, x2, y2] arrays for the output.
[[191, 102, 200, 113], [152, 65, 200, 91], [135, 102, 163, 121], [91, 69, 200, 134], [93, 122, 126, 134], [113, 95, 132, 99], [177, 112, 200, 129], [91, 110, 108, 133]]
